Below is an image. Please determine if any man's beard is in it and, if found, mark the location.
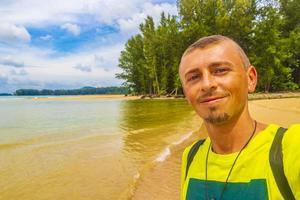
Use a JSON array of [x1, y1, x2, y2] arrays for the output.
[[197, 90, 230, 124], [204, 107, 230, 124]]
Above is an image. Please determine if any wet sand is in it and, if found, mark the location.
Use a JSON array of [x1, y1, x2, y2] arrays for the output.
[[129, 97, 300, 200]]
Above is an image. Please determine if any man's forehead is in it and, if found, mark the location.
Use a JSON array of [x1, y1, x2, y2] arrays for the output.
[[183, 40, 236, 58], [180, 41, 241, 67], [180, 42, 225, 67]]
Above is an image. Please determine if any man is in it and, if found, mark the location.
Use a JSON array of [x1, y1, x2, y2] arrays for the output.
[[179, 35, 299, 200]]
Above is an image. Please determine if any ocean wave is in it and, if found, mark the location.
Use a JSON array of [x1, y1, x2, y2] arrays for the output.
[[155, 146, 171, 162], [119, 130, 196, 199], [154, 131, 194, 163], [172, 131, 193, 145]]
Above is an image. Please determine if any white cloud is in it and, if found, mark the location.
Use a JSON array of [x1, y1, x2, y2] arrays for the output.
[[118, 2, 178, 34], [10, 68, 28, 76], [0, 0, 146, 27], [118, 13, 146, 33], [0, 0, 176, 28], [61, 23, 81, 36], [74, 64, 92, 72], [0, 0, 81, 27], [40, 34, 52, 41], [0, 56, 24, 68], [88, 0, 145, 24], [0, 23, 31, 43]]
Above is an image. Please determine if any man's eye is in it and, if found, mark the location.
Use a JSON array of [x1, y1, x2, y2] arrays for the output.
[[187, 74, 200, 82], [214, 68, 228, 74]]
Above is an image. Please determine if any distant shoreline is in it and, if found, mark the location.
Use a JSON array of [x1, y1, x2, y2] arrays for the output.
[[31, 94, 140, 100]]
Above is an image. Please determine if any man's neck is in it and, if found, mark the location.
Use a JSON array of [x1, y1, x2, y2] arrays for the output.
[[205, 112, 263, 154]]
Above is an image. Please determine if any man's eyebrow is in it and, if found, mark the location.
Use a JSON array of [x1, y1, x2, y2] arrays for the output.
[[208, 61, 234, 68]]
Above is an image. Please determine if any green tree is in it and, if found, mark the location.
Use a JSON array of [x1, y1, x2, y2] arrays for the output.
[[279, 0, 300, 87], [251, 4, 296, 91], [156, 13, 184, 94], [117, 0, 299, 94], [140, 16, 160, 94], [116, 34, 146, 94]]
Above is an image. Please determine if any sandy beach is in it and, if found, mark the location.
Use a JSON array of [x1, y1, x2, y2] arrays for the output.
[[129, 97, 300, 200], [32, 94, 140, 101]]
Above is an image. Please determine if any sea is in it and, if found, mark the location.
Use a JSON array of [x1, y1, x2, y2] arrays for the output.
[[0, 96, 202, 200]]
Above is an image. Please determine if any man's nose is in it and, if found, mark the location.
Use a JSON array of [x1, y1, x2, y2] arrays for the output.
[[200, 73, 217, 92]]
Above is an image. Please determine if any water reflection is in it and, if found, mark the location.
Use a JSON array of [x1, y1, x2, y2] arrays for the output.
[[119, 99, 195, 165]]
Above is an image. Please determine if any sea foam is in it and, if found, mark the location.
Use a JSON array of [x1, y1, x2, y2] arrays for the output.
[[155, 146, 171, 162], [172, 131, 193, 145], [155, 131, 194, 162]]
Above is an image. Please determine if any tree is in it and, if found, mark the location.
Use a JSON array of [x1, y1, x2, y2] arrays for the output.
[[251, 4, 296, 91], [140, 16, 161, 94], [117, 0, 299, 94], [116, 34, 146, 94]]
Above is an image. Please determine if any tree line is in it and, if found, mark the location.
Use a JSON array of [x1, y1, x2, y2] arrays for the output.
[[117, 0, 300, 95], [15, 86, 128, 96]]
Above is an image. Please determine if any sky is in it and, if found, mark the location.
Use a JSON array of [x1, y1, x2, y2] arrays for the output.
[[0, 0, 177, 93]]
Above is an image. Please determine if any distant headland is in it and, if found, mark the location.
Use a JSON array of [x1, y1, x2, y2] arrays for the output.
[[5, 86, 128, 96]]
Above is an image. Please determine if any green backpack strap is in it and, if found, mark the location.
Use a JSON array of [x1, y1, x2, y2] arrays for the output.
[[185, 139, 205, 180], [269, 127, 295, 200]]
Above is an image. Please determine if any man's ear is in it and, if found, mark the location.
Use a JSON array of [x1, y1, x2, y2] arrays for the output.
[[247, 65, 257, 93]]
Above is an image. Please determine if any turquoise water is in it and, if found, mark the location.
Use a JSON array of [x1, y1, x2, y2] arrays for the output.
[[0, 96, 123, 144]]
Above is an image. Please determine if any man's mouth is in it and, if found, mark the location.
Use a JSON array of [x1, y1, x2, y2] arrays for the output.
[[199, 96, 227, 104]]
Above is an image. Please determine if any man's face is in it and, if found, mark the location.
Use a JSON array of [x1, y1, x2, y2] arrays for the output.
[[179, 41, 256, 125]]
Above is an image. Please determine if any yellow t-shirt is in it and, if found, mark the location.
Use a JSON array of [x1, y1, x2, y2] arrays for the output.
[[181, 124, 300, 200]]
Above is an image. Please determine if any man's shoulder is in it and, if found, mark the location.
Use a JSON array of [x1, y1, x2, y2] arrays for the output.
[[286, 124, 300, 132], [277, 124, 300, 163], [262, 123, 300, 137], [182, 138, 207, 160], [280, 124, 300, 197], [183, 138, 207, 153], [283, 124, 300, 145], [182, 140, 199, 160]]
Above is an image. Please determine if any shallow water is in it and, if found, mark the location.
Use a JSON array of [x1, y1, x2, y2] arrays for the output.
[[0, 96, 200, 200]]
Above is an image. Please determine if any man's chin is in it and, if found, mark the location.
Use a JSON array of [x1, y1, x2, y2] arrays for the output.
[[203, 112, 230, 124]]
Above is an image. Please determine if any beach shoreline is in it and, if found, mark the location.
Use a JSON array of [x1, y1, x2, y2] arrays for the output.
[[31, 94, 140, 101], [248, 91, 300, 100]]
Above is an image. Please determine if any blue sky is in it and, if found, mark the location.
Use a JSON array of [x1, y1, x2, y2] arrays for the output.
[[0, 0, 177, 93]]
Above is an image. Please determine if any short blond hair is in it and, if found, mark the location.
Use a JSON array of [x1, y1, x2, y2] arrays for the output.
[[183, 35, 250, 68]]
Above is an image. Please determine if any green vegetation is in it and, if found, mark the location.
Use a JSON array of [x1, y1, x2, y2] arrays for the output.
[[0, 93, 12, 96], [15, 86, 128, 96], [117, 0, 300, 95]]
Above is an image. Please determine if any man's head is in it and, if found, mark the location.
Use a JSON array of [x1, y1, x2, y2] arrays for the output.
[[179, 35, 257, 125], [183, 35, 251, 69]]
